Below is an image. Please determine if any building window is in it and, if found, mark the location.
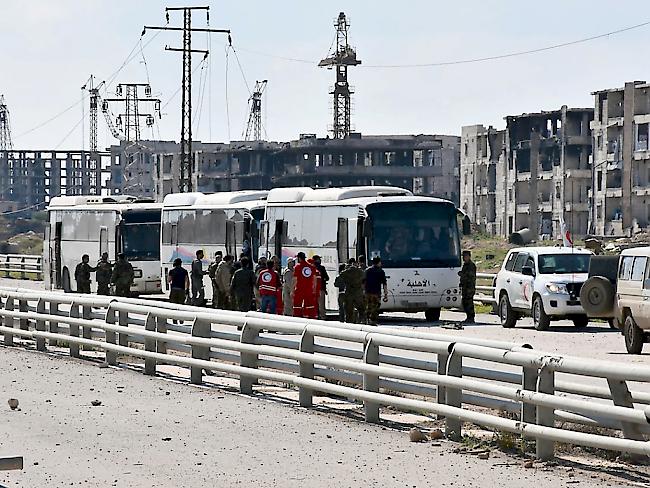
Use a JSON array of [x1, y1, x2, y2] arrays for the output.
[[597, 171, 602, 191], [637, 123, 649, 151]]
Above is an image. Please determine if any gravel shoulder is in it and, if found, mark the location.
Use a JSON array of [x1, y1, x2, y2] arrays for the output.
[[0, 346, 631, 488]]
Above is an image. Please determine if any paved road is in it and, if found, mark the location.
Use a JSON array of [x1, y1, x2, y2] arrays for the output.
[[0, 346, 638, 488]]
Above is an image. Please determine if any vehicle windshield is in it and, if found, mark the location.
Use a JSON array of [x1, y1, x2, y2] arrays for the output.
[[122, 223, 160, 261], [538, 254, 590, 274], [366, 201, 461, 268]]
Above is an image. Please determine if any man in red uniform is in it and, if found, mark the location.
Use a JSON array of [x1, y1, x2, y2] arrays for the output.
[[257, 261, 281, 314], [293, 252, 318, 318]]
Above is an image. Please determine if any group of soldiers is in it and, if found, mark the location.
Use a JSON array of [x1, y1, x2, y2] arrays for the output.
[[74, 253, 135, 297], [76, 247, 476, 324], [169, 250, 390, 325]]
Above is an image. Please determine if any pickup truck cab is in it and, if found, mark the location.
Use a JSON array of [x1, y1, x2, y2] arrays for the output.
[[495, 247, 592, 330]]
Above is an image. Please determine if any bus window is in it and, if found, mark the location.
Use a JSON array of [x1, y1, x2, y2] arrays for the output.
[[337, 218, 349, 263]]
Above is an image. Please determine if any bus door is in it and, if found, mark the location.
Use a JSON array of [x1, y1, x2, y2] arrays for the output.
[[99, 226, 108, 257], [356, 216, 367, 259], [235, 220, 246, 260], [244, 216, 259, 262], [226, 220, 236, 257], [274, 219, 287, 263], [54, 221, 62, 288], [337, 218, 349, 265]]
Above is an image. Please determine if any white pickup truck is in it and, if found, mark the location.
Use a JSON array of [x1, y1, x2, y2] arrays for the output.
[[494, 246, 593, 330]]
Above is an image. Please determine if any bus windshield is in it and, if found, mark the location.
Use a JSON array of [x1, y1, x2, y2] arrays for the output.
[[366, 201, 460, 268], [121, 222, 160, 261]]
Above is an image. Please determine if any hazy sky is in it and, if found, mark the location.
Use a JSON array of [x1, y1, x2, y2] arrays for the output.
[[1, 1, 649, 150]]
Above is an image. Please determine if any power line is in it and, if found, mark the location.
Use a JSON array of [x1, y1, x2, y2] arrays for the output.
[[233, 19, 650, 69]]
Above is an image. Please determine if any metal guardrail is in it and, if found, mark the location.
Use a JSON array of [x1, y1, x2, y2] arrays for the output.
[[0, 254, 42, 280], [1, 287, 650, 460], [476, 272, 496, 305]]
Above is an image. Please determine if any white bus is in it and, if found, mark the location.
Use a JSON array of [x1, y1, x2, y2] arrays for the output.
[[160, 190, 268, 298], [43, 195, 163, 295], [260, 186, 470, 320]]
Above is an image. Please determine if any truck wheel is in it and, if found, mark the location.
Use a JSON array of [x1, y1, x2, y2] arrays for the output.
[[532, 296, 550, 331], [624, 315, 644, 354], [580, 277, 615, 316], [572, 315, 589, 328], [425, 308, 441, 322], [499, 294, 517, 328]]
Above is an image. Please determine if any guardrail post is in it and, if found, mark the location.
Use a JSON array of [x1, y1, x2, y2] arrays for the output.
[[191, 318, 211, 385], [81, 304, 92, 341], [156, 316, 167, 355], [18, 298, 28, 331], [363, 337, 380, 423], [37, 256, 43, 280], [118, 310, 129, 347], [521, 366, 538, 424], [49, 301, 60, 346], [445, 346, 462, 441], [298, 330, 314, 407], [104, 306, 118, 366], [536, 364, 555, 461], [607, 379, 646, 446], [3, 256, 9, 278], [240, 322, 258, 394], [436, 349, 449, 418], [35, 299, 46, 351], [68, 303, 81, 358], [20, 256, 26, 280], [3, 297, 15, 346], [144, 313, 157, 376]]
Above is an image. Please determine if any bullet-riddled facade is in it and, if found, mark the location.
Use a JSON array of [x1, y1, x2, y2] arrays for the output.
[[591, 81, 650, 236], [461, 106, 593, 238]]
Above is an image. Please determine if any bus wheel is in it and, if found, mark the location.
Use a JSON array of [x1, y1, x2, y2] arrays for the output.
[[62, 267, 71, 293], [425, 308, 441, 322]]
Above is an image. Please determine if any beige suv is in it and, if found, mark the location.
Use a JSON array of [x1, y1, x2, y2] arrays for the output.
[[582, 247, 650, 353], [615, 247, 650, 353]]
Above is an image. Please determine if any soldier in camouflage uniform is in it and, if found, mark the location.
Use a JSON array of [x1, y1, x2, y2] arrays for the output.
[[112, 253, 135, 298], [74, 254, 96, 294], [458, 250, 477, 324], [95, 252, 113, 296], [364, 257, 388, 326], [337, 258, 366, 323]]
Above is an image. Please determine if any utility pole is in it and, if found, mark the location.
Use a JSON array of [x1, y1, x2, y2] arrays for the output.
[[0, 95, 13, 150], [244, 80, 268, 141], [102, 83, 161, 142], [144, 6, 230, 192], [319, 12, 361, 139]]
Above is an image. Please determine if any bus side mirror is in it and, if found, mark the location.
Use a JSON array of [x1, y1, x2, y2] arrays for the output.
[[462, 216, 471, 236]]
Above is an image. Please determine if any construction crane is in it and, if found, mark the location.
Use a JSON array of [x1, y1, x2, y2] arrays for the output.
[[0, 95, 13, 151], [82, 76, 127, 149], [319, 12, 361, 139], [244, 80, 267, 141]]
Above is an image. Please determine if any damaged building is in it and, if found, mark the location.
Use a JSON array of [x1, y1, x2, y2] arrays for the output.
[[591, 81, 650, 236], [0, 149, 110, 207], [460, 125, 504, 234], [146, 133, 461, 204], [461, 106, 593, 238]]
